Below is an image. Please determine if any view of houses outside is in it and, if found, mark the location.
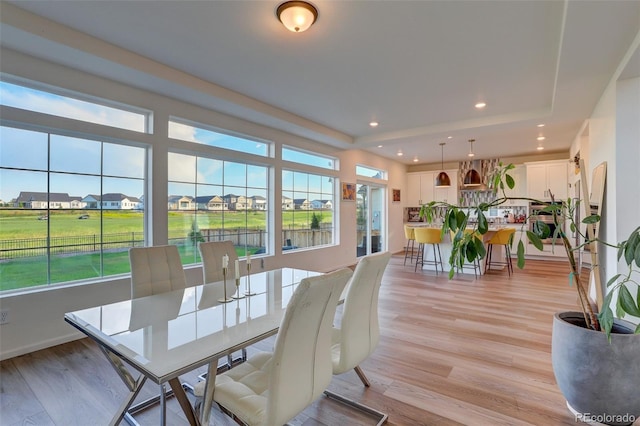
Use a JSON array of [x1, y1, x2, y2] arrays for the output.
[[0, 81, 337, 292]]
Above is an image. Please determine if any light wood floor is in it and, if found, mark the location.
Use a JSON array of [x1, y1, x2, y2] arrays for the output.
[[1, 255, 594, 425]]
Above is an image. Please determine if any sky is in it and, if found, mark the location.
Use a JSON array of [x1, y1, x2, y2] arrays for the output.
[[0, 81, 336, 202]]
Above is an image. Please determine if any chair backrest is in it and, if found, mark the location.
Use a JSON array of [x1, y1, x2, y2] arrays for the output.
[[404, 224, 415, 240], [129, 245, 186, 299], [198, 240, 239, 283], [487, 228, 516, 245], [414, 227, 442, 244], [333, 251, 392, 375], [267, 268, 352, 426]]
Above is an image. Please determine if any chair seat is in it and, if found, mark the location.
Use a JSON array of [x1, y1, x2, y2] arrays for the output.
[[194, 351, 272, 425]]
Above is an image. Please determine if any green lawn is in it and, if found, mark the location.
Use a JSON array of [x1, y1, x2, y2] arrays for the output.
[[0, 208, 333, 291]]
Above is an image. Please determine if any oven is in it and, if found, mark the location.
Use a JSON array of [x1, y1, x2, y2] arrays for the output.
[[529, 202, 565, 244]]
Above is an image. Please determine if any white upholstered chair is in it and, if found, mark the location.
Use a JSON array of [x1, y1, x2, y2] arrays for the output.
[[198, 240, 238, 292], [194, 268, 353, 426], [325, 251, 391, 424], [129, 245, 186, 299]]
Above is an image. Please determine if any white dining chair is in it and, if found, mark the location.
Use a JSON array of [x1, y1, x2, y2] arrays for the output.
[[194, 268, 353, 426], [198, 240, 246, 370], [325, 251, 391, 425], [129, 245, 186, 299]]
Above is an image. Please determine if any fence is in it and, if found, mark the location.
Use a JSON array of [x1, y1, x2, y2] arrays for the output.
[[1, 227, 334, 260]]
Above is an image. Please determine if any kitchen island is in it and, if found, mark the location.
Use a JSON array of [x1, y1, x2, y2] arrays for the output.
[[407, 223, 524, 275]]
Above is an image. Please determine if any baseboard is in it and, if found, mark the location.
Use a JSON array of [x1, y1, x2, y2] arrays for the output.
[[0, 331, 84, 361]]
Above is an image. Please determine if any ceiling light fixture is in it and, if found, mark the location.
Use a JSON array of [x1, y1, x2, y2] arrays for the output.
[[537, 145, 545, 151], [537, 136, 546, 141], [276, 1, 318, 33], [435, 143, 451, 188], [413, 156, 419, 163], [467, 138, 476, 157], [397, 150, 403, 156], [475, 102, 486, 109], [537, 123, 545, 127], [369, 121, 379, 127]]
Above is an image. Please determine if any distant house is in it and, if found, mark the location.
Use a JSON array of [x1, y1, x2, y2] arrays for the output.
[[194, 195, 227, 211], [168, 195, 194, 210], [14, 191, 84, 209], [223, 194, 248, 210], [293, 198, 311, 210], [310, 199, 332, 210], [82, 193, 141, 210], [282, 196, 294, 210], [251, 195, 267, 211]]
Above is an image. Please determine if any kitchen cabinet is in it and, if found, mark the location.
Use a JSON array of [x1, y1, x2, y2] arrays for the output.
[[503, 164, 527, 201], [407, 170, 458, 206], [526, 160, 568, 201]]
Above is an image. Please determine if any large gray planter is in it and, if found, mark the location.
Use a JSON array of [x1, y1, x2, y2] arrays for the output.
[[552, 311, 640, 426]]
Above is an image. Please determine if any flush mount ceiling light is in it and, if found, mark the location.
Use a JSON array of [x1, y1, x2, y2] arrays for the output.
[[369, 121, 379, 127], [435, 143, 451, 188], [467, 138, 476, 157], [475, 102, 487, 109], [276, 1, 318, 33]]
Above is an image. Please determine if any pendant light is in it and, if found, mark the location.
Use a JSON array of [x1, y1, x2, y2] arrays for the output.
[[464, 139, 482, 187], [435, 143, 451, 188]]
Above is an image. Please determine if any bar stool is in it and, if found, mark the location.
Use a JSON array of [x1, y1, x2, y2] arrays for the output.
[[414, 227, 443, 273], [484, 228, 516, 275], [449, 229, 482, 278], [403, 225, 417, 265]]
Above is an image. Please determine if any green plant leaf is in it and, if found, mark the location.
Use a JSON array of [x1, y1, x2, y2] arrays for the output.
[[526, 231, 543, 251], [597, 301, 614, 341], [619, 286, 640, 317], [532, 221, 550, 239], [456, 210, 466, 229], [448, 268, 455, 279], [635, 240, 640, 268], [477, 211, 488, 234], [448, 210, 457, 231], [635, 323, 640, 334], [582, 214, 600, 224], [517, 241, 525, 269], [505, 174, 515, 189], [606, 274, 621, 287], [466, 241, 477, 262], [474, 236, 486, 258], [616, 295, 625, 319]]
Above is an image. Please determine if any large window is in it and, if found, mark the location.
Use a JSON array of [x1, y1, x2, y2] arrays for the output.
[[282, 146, 336, 169], [281, 170, 335, 251], [168, 152, 268, 264], [0, 79, 149, 133], [169, 119, 269, 157], [0, 126, 146, 291]]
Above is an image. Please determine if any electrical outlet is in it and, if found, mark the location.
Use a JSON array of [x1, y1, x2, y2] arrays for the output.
[[0, 309, 9, 325]]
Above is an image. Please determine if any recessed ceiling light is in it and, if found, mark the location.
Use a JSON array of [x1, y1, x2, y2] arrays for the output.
[[413, 157, 419, 162], [537, 124, 545, 127], [369, 121, 379, 127], [377, 145, 383, 148], [537, 146, 545, 151], [537, 136, 546, 141], [447, 136, 452, 139], [475, 102, 486, 109], [397, 150, 403, 156]]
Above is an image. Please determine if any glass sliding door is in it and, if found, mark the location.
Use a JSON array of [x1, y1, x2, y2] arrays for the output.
[[356, 183, 385, 257]]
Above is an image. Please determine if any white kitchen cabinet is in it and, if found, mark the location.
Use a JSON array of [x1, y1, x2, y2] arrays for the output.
[[406, 172, 435, 206], [526, 160, 568, 201], [503, 164, 527, 201], [408, 170, 458, 206], [434, 169, 459, 203]]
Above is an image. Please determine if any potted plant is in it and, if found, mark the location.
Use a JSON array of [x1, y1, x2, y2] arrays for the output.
[[420, 163, 640, 425]]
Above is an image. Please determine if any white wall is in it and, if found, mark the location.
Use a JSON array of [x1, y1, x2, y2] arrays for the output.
[[0, 50, 408, 360]]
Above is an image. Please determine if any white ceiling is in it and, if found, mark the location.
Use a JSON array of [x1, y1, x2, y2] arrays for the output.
[[1, 1, 639, 166]]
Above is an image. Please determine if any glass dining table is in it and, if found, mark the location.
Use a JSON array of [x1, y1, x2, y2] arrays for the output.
[[64, 267, 322, 426]]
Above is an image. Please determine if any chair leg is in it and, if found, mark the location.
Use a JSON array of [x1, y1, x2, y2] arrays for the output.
[[403, 239, 410, 265], [354, 365, 371, 387], [414, 243, 424, 272], [484, 244, 492, 274]]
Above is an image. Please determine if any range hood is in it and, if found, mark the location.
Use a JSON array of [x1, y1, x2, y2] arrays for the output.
[[459, 159, 499, 191]]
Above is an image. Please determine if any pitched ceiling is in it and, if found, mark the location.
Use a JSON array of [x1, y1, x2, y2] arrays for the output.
[[1, 1, 639, 165]]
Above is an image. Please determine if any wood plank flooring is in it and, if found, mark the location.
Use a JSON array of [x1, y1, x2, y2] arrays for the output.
[[1, 255, 615, 425]]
